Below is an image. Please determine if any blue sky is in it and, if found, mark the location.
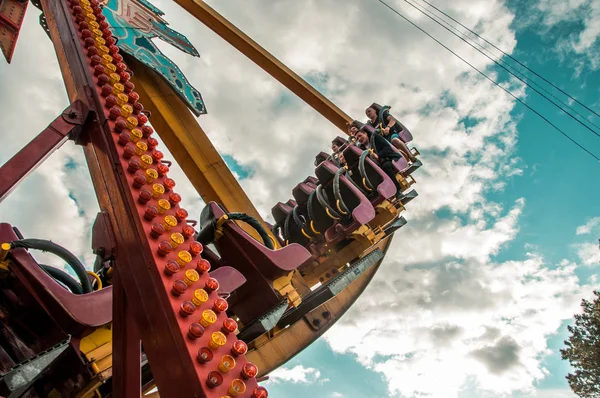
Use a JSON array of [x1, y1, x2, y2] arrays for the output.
[[0, 0, 599, 397]]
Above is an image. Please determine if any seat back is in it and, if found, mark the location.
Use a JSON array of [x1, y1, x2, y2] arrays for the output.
[[342, 145, 396, 202], [315, 161, 376, 236]]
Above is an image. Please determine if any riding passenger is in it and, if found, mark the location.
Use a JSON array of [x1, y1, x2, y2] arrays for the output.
[[365, 103, 417, 162], [355, 126, 403, 198]]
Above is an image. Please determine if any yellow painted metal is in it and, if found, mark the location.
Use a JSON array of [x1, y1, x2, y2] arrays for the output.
[[129, 59, 278, 246], [170, 0, 353, 133], [247, 236, 394, 376]]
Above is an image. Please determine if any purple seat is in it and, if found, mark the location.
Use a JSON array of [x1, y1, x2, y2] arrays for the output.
[[303, 176, 318, 189], [209, 266, 246, 297], [292, 182, 316, 206], [395, 120, 413, 143], [286, 199, 297, 208], [314, 161, 376, 245], [201, 202, 312, 323], [342, 145, 396, 205], [0, 223, 112, 338]]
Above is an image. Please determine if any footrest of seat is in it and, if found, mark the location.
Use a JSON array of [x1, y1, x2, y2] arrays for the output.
[[400, 189, 418, 206]]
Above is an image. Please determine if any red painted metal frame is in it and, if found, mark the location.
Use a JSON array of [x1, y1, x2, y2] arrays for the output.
[[0, 100, 89, 203], [0, 0, 29, 63], [9, 0, 267, 396]]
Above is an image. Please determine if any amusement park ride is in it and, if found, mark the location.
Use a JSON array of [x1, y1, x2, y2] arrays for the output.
[[0, 0, 422, 396]]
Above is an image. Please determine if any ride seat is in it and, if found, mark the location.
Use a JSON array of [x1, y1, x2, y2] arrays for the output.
[[314, 161, 376, 244], [342, 145, 396, 205], [197, 203, 312, 323], [0, 224, 112, 338]]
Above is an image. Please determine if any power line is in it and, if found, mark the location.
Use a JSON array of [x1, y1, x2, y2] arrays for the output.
[[376, 0, 600, 162], [402, 0, 600, 138], [417, 0, 600, 121]]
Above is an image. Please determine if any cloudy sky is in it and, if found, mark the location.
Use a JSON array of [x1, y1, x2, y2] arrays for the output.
[[1, 0, 599, 397]]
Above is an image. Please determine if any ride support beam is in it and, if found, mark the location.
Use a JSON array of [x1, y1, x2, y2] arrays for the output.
[[129, 59, 278, 246], [0, 100, 89, 203], [171, 0, 353, 133]]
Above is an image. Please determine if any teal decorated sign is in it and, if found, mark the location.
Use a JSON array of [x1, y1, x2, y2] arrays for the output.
[[102, 0, 206, 115]]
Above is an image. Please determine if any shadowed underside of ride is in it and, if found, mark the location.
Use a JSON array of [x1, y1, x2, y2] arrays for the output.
[[0, 0, 422, 397]]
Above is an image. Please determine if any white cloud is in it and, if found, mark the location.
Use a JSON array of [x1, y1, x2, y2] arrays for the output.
[[0, 1, 593, 398], [573, 242, 600, 265], [575, 216, 600, 235], [266, 365, 324, 385], [536, 0, 600, 68]]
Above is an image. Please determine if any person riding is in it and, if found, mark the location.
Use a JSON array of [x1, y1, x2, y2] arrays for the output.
[[365, 103, 417, 162], [354, 125, 404, 198]]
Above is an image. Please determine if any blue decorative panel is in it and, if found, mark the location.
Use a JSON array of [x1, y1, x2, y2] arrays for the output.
[[102, 0, 207, 115]]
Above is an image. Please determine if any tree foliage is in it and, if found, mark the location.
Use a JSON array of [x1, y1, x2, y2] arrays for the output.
[[561, 290, 600, 397]]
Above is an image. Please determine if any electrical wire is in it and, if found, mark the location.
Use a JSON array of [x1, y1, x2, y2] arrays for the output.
[[401, 0, 600, 138], [376, 0, 600, 162], [416, 0, 600, 120]]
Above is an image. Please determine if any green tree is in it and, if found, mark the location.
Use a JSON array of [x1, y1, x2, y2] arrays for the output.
[[561, 290, 600, 397]]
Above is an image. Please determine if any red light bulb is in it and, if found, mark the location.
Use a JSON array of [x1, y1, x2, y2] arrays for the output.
[[115, 62, 127, 73], [171, 280, 187, 297], [109, 106, 121, 120], [72, 5, 83, 15], [87, 45, 98, 56], [213, 298, 228, 314], [189, 241, 203, 257], [100, 83, 113, 97], [123, 144, 136, 159], [205, 278, 219, 294], [252, 387, 268, 398], [84, 37, 96, 48], [127, 159, 141, 174], [132, 101, 144, 114], [117, 132, 130, 146], [143, 206, 158, 221], [132, 174, 146, 189], [163, 260, 180, 276], [108, 44, 119, 55], [138, 189, 152, 205], [119, 71, 130, 83], [147, 137, 159, 150], [79, 21, 90, 30], [114, 119, 127, 133], [150, 223, 165, 239], [96, 13, 106, 22], [101, 28, 111, 38], [168, 192, 181, 206], [206, 371, 223, 388], [182, 225, 195, 239], [124, 81, 134, 94], [222, 318, 238, 335], [105, 94, 117, 109], [93, 64, 105, 76], [81, 29, 92, 39], [157, 241, 172, 257], [151, 150, 164, 163], [142, 125, 153, 138], [128, 91, 139, 104], [157, 163, 169, 177], [112, 53, 123, 63], [163, 178, 175, 192], [137, 113, 148, 126], [197, 347, 214, 364], [179, 300, 196, 317], [175, 208, 188, 222], [241, 363, 258, 379], [196, 258, 211, 274], [231, 340, 248, 357], [188, 323, 205, 340]]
